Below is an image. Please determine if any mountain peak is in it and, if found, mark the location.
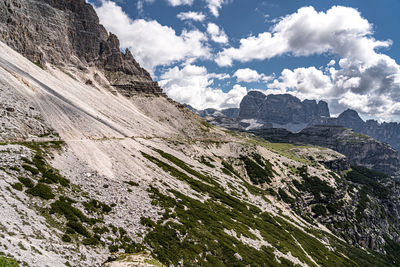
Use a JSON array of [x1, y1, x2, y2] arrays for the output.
[[0, 0, 163, 95]]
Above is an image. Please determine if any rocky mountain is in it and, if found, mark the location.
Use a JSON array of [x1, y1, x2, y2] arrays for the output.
[[250, 125, 400, 176], [1, 0, 400, 266], [238, 91, 330, 132], [312, 109, 400, 154], [0, 0, 163, 95]]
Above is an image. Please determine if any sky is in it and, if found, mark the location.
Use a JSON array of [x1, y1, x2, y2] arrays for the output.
[[88, 0, 400, 121]]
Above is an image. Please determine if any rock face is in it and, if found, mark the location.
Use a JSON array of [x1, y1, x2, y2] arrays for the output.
[[0, 0, 163, 95], [312, 109, 400, 154], [250, 125, 400, 176], [238, 92, 330, 126]]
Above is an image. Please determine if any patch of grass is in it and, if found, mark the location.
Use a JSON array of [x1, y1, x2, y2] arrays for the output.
[[312, 204, 327, 217], [18, 177, 34, 188], [0, 256, 19, 267], [278, 188, 294, 204], [82, 237, 100, 246], [61, 234, 72, 243], [124, 181, 139, 187], [83, 199, 112, 214], [50, 197, 89, 223], [11, 183, 23, 191], [9, 166, 20, 172], [21, 164, 39, 175], [26, 183, 54, 200], [240, 155, 273, 185], [199, 156, 215, 168], [66, 221, 90, 237], [293, 166, 334, 203]]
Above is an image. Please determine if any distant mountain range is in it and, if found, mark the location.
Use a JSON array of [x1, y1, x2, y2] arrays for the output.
[[193, 91, 400, 155]]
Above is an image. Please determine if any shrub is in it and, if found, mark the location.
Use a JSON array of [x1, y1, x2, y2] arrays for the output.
[[18, 177, 34, 188], [312, 204, 327, 217], [278, 188, 294, 204], [22, 164, 39, 175], [240, 156, 273, 184], [109, 245, 119, 253], [66, 221, 90, 237], [124, 181, 139, 187], [61, 234, 72, 243], [9, 166, 20, 172], [50, 198, 89, 222], [82, 237, 99, 246], [26, 183, 54, 200], [11, 183, 23, 191], [83, 199, 112, 214]]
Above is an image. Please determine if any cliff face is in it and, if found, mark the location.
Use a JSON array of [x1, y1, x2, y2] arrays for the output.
[[237, 92, 330, 127], [312, 109, 400, 154], [0, 0, 163, 95], [250, 125, 400, 176]]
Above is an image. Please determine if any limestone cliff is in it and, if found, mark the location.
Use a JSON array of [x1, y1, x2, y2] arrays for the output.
[[0, 0, 163, 95]]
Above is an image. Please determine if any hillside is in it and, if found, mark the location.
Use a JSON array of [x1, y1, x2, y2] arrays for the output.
[[1, 1, 400, 266]]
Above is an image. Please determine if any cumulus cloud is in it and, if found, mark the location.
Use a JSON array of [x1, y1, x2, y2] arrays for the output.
[[206, 0, 227, 17], [177, 11, 206, 22], [159, 64, 246, 110], [233, 68, 273, 83], [216, 6, 391, 66], [94, 1, 210, 72], [207, 23, 228, 44], [167, 0, 193, 6], [215, 5, 400, 118]]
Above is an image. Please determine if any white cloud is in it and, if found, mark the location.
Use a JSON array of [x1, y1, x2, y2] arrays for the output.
[[233, 68, 273, 83], [267, 67, 334, 99], [94, 1, 210, 73], [167, 0, 193, 6], [216, 6, 391, 66], [207, 23, 228, 44], [215, 5, 400, 118], [159, 64, 246, 110], [177, 11, 206, 21], [206, 0, 226, 17]]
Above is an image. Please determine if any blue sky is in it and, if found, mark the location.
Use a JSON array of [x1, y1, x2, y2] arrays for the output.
[[89, 0, 400, 121]]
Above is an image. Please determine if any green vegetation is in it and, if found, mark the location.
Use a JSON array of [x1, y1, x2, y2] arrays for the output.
[[278, 188, 294, 204], [251, 140, 314, 164], [221, 161, 240, 177], [312, 204, 327, 217], [21, 164, 39, 175], [345, 166, 389, 199], [0, 256, 19, 267], [83, 199, 112, 214], [124, 181, 139, 187], [26, 183, 54, 200], [66, 221, 90, 237], [200, 120, 212, 129], [199, 156, 215, 168], [11, 183, 23, 191], [61, 234, 72, 243], [240, 155, 273, 185], [344, 166, 391, 222], [293, 166, 334, 203], [18, 177, 34, 188], [50, 197, 89, 222], [141, 149, 365, 267]]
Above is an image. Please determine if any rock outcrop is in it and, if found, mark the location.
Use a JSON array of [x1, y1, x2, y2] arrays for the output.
[[312, 109, 400, 154], [238, 92, 330, 127], [250, 125, 400, 176], [0, 0, 163, 95]]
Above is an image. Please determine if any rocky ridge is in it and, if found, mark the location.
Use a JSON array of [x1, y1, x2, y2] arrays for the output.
[[0, 0, 164, 96], [312, 109, 400, 154], [250, 125, 400, 176]]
